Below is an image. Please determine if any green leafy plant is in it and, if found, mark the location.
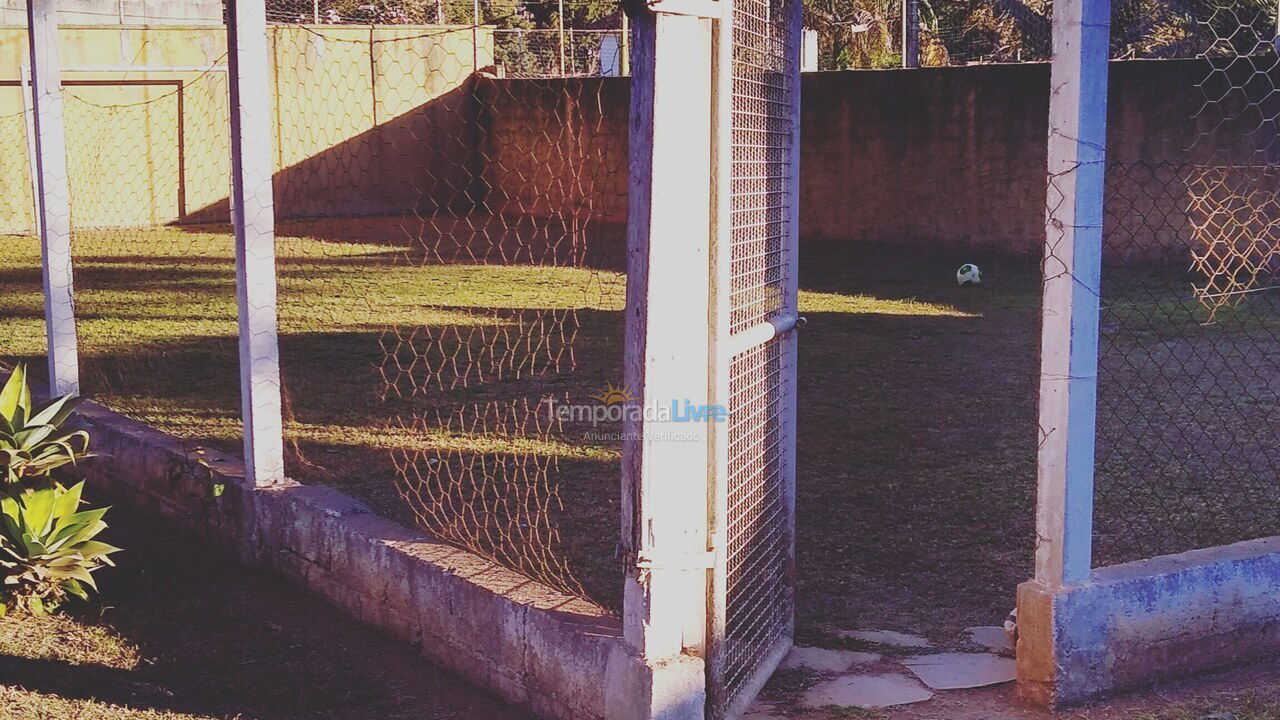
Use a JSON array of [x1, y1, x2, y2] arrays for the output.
[[0, 364, 90, 487], [0, 481, 119, 614]]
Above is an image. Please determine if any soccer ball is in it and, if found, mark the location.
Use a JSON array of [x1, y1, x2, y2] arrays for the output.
[[956, 263, 982, 286]]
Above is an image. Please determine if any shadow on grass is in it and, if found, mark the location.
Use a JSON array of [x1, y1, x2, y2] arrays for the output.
[[0, 503, 532, 720]]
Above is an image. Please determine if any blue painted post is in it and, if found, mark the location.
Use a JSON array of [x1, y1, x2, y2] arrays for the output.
[[1035, 0, 1110, 587]]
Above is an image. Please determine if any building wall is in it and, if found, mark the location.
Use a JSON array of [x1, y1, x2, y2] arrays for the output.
[[0, 0, 223, 26], [0, 24, 491, 233]]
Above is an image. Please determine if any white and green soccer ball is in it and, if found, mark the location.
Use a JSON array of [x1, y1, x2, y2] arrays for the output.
[[956, 263, 982, 286]]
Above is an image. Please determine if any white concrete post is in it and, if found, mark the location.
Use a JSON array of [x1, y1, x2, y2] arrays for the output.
[[801, 28, 818, 72], [558, 0, 567, 76], [1034, 0, 1110, 587], [472, 0, 480, 72], [227, 0, 286, 486], [27, 0, 79, 397], [621, 13, 630, 75], [613, 6, 714, 718]]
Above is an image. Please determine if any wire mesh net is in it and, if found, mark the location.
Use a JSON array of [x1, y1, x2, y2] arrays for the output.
[[2, 12, 627, 609], [806, 0, 1255, 69], [65, 66, 240, 448], [723, 340, 789, 703], [267, 22, 627, 607], [262, 0, 629, 78], [0, 20, 246, 457], [0, 27, 43, 376], [493, 28, 625, 77], [720, 0, 798, 709], [1092, 0, 1280, 565]]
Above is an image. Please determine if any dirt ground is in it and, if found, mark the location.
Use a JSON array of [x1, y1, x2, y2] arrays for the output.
[[756, 655, 1280, 719], [1, 495, 1278, 719], [0, 502, 530, 720]]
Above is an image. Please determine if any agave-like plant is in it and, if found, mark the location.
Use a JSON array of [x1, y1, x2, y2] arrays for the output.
[[0, 364, 90, 487], [0, 481, 119, 613]]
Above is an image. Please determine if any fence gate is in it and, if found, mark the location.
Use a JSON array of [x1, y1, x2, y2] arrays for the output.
[[707, 0, 802, 715]]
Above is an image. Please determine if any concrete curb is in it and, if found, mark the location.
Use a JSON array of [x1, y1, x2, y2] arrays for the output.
[[71, 401, 624, 720], [1017, 537, 1280, 707]]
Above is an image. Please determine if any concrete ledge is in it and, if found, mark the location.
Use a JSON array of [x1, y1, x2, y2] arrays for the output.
[[1017, 537, 1280, 707], [70, 401, 628, 719]]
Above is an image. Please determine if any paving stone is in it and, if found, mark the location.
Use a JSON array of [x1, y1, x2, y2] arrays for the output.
[[901, 652, 1016, 690], [965, 625, 1014, 652], [840, 629, 933, 648], [779, 646, 882, 673], [801, 673, 933, 709]]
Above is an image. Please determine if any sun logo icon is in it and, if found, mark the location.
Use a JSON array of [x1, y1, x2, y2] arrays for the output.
[[591, 382, 635, 406]]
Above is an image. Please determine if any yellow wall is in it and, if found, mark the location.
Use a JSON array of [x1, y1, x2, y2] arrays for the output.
[[0, 24, 493, 233]]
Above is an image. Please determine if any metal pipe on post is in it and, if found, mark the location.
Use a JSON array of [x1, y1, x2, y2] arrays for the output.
[[227, 0, 286, 487], [27, 0, 80, 397], [621, 13, 630, 75], [558, 0, 567, 77], [312, 0, 319, 23], [472, 0, 480, 73], [902, 0, 919, 67], [1033, 0, 1110, 588], [20, 66, 41, 242]]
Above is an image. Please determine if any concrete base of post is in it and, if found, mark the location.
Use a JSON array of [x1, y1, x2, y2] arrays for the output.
[[605, 647, 706, 720], [1017, 537, 1280, 707]]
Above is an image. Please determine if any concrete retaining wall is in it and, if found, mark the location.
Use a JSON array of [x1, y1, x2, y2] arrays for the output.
[[71, 399, 625, 720], [486, 60, 1244, 259], [1017, 538, 1280, 706]]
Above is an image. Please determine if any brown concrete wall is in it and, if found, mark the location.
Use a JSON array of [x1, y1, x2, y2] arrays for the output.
[[479, 60, 1227, 259], [476, 76, 630, 230], [802, 60, 1220, 258]]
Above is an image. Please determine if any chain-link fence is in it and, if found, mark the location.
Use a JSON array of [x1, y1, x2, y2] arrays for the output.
[[494, 28, 625, 77], [0, 11, 627, 611], [264, 22, 628, 608], [0, 24, 42, 378], [264, 0, 629, 78], [0, 18, 245, 454], [808, 0, 1261, 69], [1091, 1, 1280, 565]]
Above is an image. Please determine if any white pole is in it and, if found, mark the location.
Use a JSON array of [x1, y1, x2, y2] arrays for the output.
[[558, 0, 566, 76], [472, 0, 480, 72], [1034, 0, 1110, 587], [27, 0, 80, 397], [621, 14, 630, 75], [227, 0, 286, 486], [620, 2, 713, 694]]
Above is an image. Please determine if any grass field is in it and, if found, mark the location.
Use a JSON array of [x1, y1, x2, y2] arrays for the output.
[[4, 221, 1280, 642]]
